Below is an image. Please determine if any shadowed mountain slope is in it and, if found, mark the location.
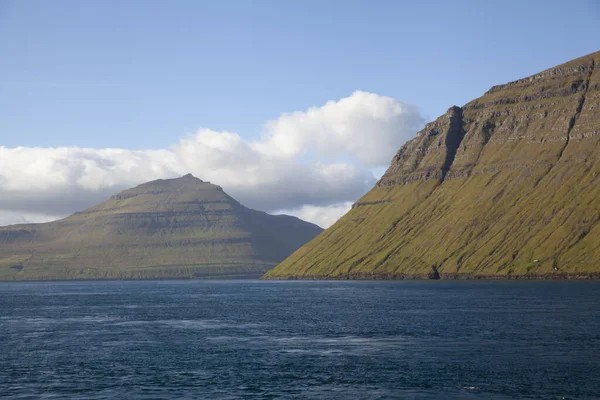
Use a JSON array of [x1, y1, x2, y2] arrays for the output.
[[265, 51, 600, 280], [0, 174, 322, 280]]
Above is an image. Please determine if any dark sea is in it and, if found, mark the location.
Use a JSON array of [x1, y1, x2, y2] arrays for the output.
[[1, 281, 599, 399]]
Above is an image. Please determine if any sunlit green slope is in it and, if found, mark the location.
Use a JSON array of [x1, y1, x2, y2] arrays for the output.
[[0, 174, 322, 280], [265, 51, 600, 279]]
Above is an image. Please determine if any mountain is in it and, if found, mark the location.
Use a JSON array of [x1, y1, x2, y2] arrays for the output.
[[265, 51, 600, 280], [0, 174, 322, 280]]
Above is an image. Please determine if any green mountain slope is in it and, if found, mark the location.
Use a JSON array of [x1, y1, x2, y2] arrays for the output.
[[0, 174, 322, 280], [265, 51, 600, 280]]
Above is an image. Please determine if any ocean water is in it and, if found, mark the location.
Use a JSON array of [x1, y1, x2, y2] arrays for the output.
[[0, 281, 599, 399]]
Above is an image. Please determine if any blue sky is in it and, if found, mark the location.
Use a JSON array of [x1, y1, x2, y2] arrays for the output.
[[2, 0, 599, 149], [0, 0, 599, 227]]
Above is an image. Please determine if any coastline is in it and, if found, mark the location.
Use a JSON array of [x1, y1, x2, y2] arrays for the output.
[[3, 271, 600, 282], [263, 272, 600, 281]]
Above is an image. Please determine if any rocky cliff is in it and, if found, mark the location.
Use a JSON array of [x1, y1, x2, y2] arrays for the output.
[[0, 174, 322, 280], [265, 51, 600, 279]]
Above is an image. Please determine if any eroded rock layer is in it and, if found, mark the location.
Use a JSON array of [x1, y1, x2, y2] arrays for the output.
[[265, 51, 600, 279]]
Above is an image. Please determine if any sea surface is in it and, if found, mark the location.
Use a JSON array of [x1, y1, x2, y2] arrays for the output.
[[0, 280, 599, 399]]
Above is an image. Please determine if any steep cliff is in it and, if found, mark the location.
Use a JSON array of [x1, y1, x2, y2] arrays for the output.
[[0, 174, 322, 280], [265, 51, 600, 279]]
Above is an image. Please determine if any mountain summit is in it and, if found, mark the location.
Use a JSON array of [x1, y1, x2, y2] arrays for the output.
[[0, 175, 322, 280], [265, 51, 600, 279]]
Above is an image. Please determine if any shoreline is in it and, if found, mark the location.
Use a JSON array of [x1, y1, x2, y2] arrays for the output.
[[263, 272, 600, 281], [2, 272, 600, 282]]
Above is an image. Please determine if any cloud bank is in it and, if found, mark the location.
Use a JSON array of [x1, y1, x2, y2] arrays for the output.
[[0, 91, 424, 228]]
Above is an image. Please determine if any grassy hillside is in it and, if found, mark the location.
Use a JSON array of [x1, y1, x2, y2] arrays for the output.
[[0, 174, 322, 280], [265, 51, 600, 280]]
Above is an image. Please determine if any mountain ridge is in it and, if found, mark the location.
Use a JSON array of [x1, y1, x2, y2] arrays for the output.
[[265, 50, 600, 280]]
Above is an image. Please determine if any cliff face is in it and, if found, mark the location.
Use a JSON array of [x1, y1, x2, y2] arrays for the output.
[[0, 174, 322, 280], [265, 51, 600, 279]]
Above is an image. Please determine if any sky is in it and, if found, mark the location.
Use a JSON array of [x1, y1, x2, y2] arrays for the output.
[[1, 0, 599, 228]]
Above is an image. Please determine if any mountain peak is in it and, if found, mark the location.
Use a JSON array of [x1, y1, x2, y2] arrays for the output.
[[103, 174, 228, 208], [131, 174, 210, 193], [180, 173, 202, 181], [485, 50, 599, 95]]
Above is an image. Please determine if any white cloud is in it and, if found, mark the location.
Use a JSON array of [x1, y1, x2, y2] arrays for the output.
[[277, 202, 354, 230], [0, 92, 424, 228], [258, 91, 424, 166]]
